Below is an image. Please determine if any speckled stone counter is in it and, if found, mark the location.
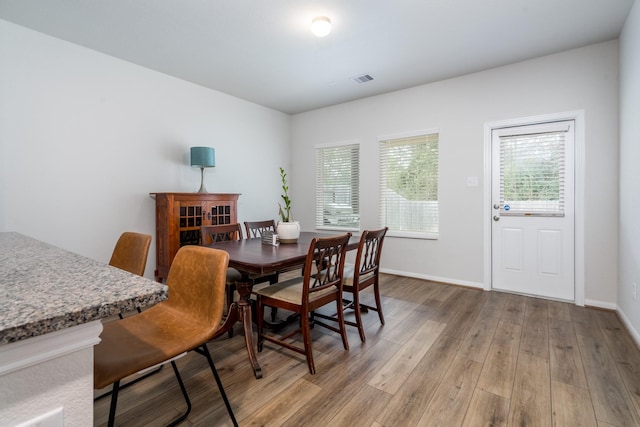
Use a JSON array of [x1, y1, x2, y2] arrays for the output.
[[0, 232, 168, 345]]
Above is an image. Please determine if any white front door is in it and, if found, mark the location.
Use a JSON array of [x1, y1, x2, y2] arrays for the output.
[[491, 120, 575, 301]]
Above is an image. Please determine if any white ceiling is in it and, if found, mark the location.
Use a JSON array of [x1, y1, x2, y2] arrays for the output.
[[0, 0, 635, 114]]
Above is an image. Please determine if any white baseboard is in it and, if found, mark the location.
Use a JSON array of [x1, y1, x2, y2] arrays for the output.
[[584, 298, 617, 310], [616, 307, 640, 349], [379, 268, 484, 290]]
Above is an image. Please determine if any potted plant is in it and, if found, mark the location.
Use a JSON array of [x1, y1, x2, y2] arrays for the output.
[[277, 167, 300, 243]]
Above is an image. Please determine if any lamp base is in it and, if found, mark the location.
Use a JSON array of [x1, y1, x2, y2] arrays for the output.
[[196, 167, 208, 193]]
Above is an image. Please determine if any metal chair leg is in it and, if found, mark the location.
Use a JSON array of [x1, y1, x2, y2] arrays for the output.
[[199, 343, 238, 427], [104, 362, 191, 427], [167, 361, 192, 427], [107, 381, 120, 427], [94, 365, 164, 401]]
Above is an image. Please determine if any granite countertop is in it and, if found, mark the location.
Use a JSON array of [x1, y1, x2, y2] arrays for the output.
[[0, 232, 168, 345]]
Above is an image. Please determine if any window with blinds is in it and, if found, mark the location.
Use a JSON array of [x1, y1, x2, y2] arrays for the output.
[[499, 130, 566, 216], [315, 142, 360, 230], [379, 132, 439, 238]]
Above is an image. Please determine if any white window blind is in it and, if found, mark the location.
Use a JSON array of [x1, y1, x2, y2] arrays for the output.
[[499, 130, 566, 216], [315, 143, 360, 229], [379, 132, 439, 237]]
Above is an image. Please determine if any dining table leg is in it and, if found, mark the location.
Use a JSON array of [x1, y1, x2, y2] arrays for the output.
[[235, 279, 263, 379]]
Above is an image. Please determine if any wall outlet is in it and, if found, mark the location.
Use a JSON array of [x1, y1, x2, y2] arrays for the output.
[[633, 282, 637, 301]]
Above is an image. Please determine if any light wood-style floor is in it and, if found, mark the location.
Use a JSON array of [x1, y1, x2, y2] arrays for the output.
[[94, 273, 640, 426]]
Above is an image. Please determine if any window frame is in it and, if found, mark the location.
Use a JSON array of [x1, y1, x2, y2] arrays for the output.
[[378, 129, 440, 240], [315, 140, 360, 232]]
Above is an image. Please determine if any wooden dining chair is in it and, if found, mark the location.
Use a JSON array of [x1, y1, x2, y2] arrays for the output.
[[201, 223, 277, 335], [254, 233, 352, 374], [201, 223, 244, 314], [314, 227, 388, 342], [94, 245, 238, 427], [244, 219, 277, 239]]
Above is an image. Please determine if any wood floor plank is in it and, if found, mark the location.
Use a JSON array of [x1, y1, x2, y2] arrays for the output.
[[280, 337, 401, 426], [551, 380, 597, 427], [548, 318, 588, 388], [457, 292, 506, 363], [569, 304, 603, 338], [416, 356, 482, 427], [461, 389, 510, 427], [508, 352, 551, 426], [327, 384, 392, 426], [594, 310, 640, 415], [594, 310, 640, 360], [376, 334, 462, 427], [377, 375, 440, 427], [381, 276, 440, 303], [476, 320, 522, 398], [380, 303, 435, 346], [242, 378, 321, 426], [437, 287, 487, 315], [577, 334, 640, 425], [520, 298, 549, 359], [499, 293, 527, 325], [189, 345, 310, 423], [441, 306, 483, 340], [547, 299, 572, 321], [428, 282, 460, 302], [368, 319, 446, 394]]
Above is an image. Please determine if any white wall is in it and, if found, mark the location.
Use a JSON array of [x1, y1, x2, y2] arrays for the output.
[[618, 1, 640, 343], [0, 19, 291, 279], [292, 41, 620, 306]]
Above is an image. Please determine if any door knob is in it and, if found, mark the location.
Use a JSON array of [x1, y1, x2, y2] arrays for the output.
[[493, 215, 500, 221], [493, 203, 500, 210]]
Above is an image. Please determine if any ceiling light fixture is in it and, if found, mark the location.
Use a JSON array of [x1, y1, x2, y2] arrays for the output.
[[311, 16, 331, 37]]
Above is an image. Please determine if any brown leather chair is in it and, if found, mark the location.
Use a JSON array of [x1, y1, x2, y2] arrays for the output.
[[315, 227, 388, 342], [109, 232, 152, 318], [244, 219, 277, 239], [108, 232, 152, 277], [94, 245, 237, 427], [254, 233, 351, 374]]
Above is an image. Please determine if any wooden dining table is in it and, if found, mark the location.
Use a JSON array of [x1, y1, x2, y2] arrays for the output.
[[205, 231, 358, 379]]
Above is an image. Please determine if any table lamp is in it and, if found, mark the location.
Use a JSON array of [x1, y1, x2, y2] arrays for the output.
[[190, 146, 215, 193]]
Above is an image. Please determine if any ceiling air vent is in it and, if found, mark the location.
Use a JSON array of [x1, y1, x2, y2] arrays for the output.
[[352, 74, 374, 84]]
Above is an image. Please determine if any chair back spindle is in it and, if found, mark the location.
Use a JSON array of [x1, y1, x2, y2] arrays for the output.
[[244, 220, 277, 239]]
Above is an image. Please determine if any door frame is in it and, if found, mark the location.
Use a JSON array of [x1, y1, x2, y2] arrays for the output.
[[483, 110, 585, 305]]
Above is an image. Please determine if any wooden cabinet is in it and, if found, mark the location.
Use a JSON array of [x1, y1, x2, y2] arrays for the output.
[[150, 192, 240, 282]]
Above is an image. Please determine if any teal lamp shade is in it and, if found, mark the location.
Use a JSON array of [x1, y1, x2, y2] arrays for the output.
[[190, 146, 215, 167], [190, 147, 215, 193]]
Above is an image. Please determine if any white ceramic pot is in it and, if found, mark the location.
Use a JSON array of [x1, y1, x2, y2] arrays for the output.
[[277, 221, 300, 243]]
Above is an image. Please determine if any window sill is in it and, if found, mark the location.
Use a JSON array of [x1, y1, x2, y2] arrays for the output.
[[387, 230, 438, 240]]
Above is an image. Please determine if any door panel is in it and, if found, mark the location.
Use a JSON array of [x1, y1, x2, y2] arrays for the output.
[[491, 121, 575, 301], [539, 229, 561, 276], [502, 228, 523, 271]]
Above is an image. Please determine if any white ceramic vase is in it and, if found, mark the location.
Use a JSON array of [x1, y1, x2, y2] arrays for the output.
[[277, 221, 300, 243]]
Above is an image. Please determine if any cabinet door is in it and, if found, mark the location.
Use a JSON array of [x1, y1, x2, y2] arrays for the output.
[[177, 202, 205, 246], [203, 201, 236, 226]]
